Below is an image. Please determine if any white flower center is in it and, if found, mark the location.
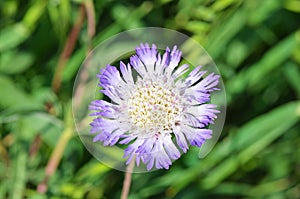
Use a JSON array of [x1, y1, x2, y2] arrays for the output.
[[128, 81, 181, 132]]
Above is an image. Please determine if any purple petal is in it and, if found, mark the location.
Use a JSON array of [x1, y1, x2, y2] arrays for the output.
[[173, 126, 189, 153], [164, 46, 182, 77], [155, 47, 170, 75], [172, 64, 189, 80], [119, 134, 137, 144], [183, 90, 211, 105], [130, 55, 147, 77], [192, 73, 220, 92], [103, 129, 124, 146], [180, 124, 212, 147], [184, 66, 207, 87], [186, 104, 219, 120], [163, 135, 181, 160], [181, 114, 206, 128], [89, 100, 118, 118], [146, 155, 155, 170], [162, 47, 171, 66], [120, 61, 134, 84], [182, 104, 219, 129], [141, 136, 174, 170], [93, 131, 109, 142], [100, 86, 123, 104], [124, 139, 145, 165], [136, 137, 155, 154], [98, 65, 123, 89], [169, 46, 182, 68], [135, 43, 157, 75], [90, 117, 124, 146]]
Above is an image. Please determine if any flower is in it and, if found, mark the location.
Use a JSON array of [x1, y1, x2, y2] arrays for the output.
[[89, 43, 220, 170]]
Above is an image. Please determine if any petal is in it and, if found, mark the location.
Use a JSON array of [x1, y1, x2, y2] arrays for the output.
[[130, 55, 147, 77], [184, 66, 207, 87], [155, 152, 172, 170], [98, 65, 123, 89], [100, 86, 123, 104], [146, 155, 155, 170], [163, 134, 181, 160], [89, 100, 118, 118], [173, 126, 189, 153], [120, 61, 134, 84], [164, 46, 182, 77], [155, 53, 162, 75], [136, 137, 155, 154], [93, 131, 109, 142], [90, 118, 107, 134], [180, 124, 212, 147], [103, 129, 124, 146], [186, 104, 219, 120], [153, 47, 170, 77], [169, 46, 182, 68], [124, 139, 145, 165], [162, 47, 171, 66], [119, 134, 137, 144], [182, 104, 219, 129], [183, 90, 211, 105], [152, 139, 172, 170], [97, 65, 131, 102], [135, 43, 157, 75], [140, 135, 175, 170], [90, 117, 124, 146], [192, 73, 220, 92], [181, 113, 206, 128], [171, 64, 189, 80]]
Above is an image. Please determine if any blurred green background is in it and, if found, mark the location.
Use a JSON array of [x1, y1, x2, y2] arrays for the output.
[[1, 0, 300, 198]]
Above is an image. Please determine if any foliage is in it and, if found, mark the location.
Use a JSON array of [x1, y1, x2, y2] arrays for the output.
[[0, 0, 300, 198]]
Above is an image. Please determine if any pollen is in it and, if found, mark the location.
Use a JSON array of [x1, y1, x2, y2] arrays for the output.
[[128, 81, 181, 132]]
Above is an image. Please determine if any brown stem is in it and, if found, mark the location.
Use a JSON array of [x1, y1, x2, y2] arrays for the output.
[[29, 134, 42, 158], [73, 0, 96, 108], [52, 5, 86, 93], [121, 159, 135, 199], [84, 0, 95, 44]]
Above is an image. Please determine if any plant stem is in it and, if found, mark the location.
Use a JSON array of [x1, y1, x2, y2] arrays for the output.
[[73, 0, 95, 109], [52, 5, 85, 93], [121, 159, 135, 199]]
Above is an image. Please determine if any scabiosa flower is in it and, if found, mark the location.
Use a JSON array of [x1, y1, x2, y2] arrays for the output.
[[89, 43, 220, 170]]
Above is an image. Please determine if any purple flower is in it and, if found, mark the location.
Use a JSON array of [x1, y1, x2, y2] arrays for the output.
[[89, 43, 220, 170]]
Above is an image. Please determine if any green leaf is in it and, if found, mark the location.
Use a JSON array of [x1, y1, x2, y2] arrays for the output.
[[22, 0, 47, 31], [227, 31, 298, 99], [0, 51, 34, 74], [0, 75, 38, 109], [206, 9, 246, 58], [284, 61, 300, 98], [0, 23, 30, 52], [200, 101, 300, 189], [284, 0, 300, 13], [10, 112, 63, 142], [248, 0, 282, 25], [212, 0, 239, 11]]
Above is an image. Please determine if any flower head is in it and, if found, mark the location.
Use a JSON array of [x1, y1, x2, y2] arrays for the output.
[[89, 43, 220, 170]]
